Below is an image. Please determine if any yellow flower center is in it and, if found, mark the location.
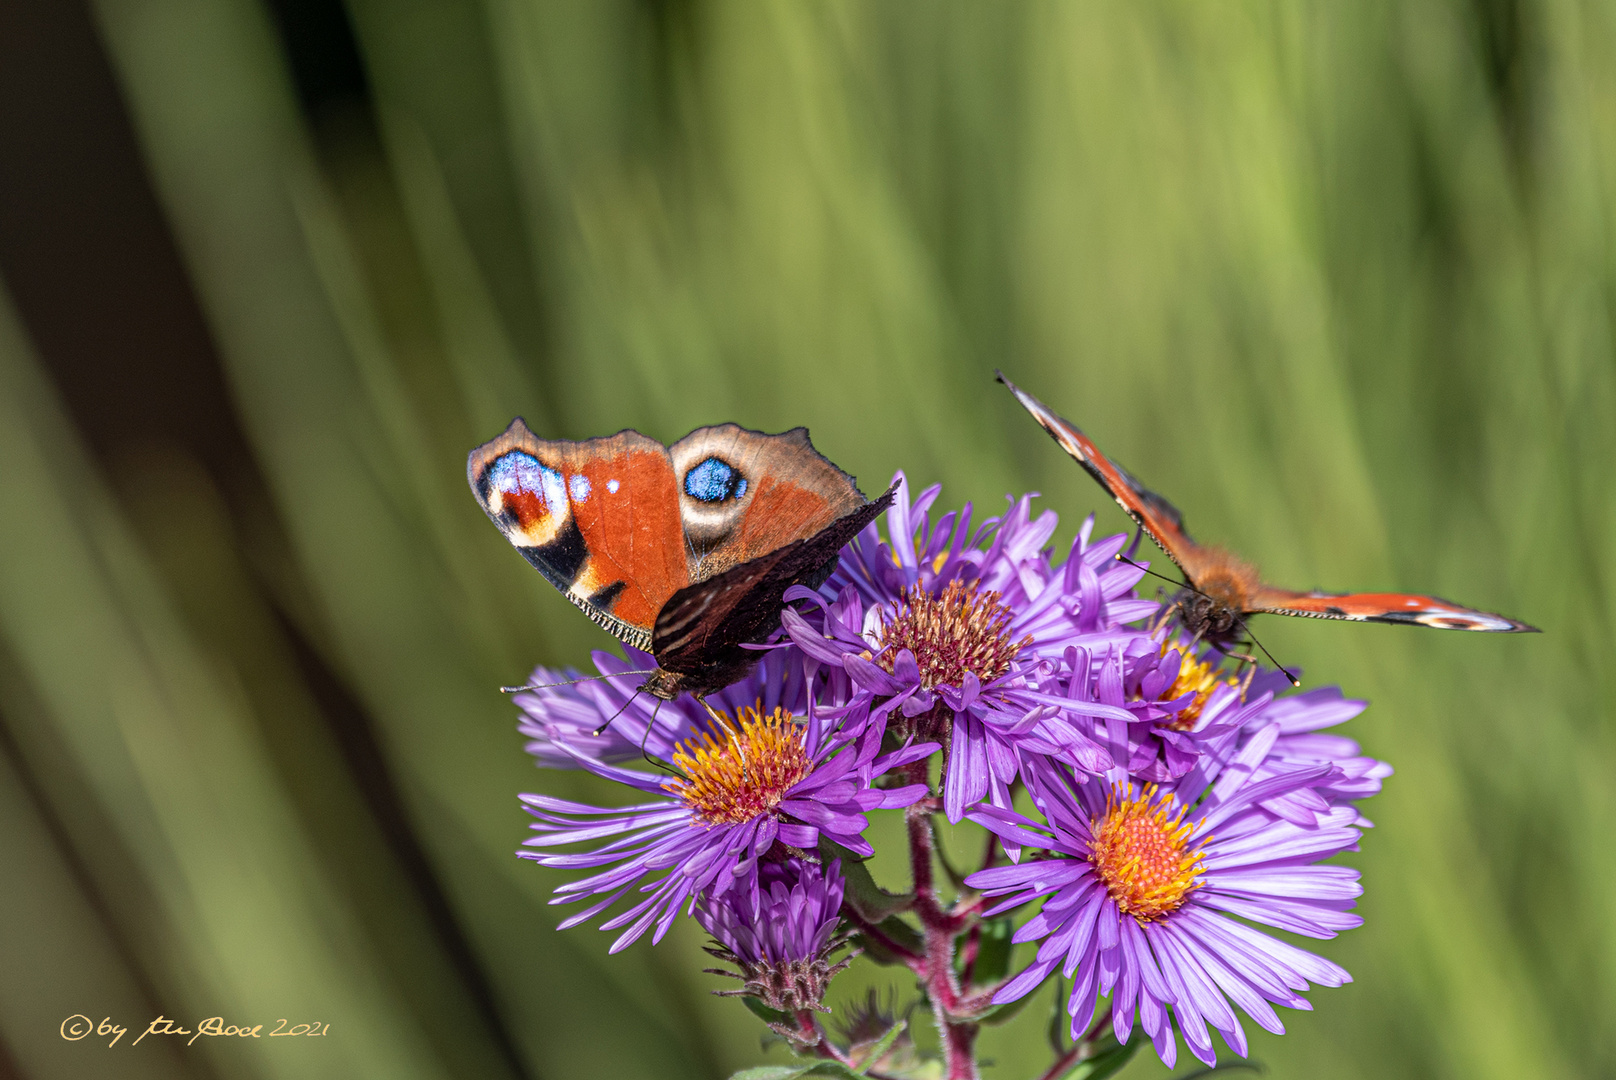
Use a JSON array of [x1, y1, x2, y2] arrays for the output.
[[1089, 786, 1208, 922], [1158, 644, 1238, 731], [665, 706, 813, 826], [875, 579, 1029, 689]]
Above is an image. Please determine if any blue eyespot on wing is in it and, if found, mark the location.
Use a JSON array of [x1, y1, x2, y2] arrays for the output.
[[467, 419, 691, 643], [484, 451, 569, 544], [668, 424, 869, 582], [684, 456, 747, 502]]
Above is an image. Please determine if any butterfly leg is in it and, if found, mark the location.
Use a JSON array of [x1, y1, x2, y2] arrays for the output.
[[1238, 661, 1259, 700], [696, 695, 722, 723], [1206, 639, 1267, 700], [639, 698, 685, 777], [696, 696, 752, 780], [1213, 647, 1261, 701]]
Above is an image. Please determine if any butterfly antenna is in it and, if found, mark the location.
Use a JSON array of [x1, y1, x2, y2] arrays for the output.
[[502, 669, 658, 694], [1114, 552, 1212, 599], [1114, 552, 1298, 684], [1113, 553, 1199, 640], [1230, 615, 1300, 687], [592, 686, 646, 737]]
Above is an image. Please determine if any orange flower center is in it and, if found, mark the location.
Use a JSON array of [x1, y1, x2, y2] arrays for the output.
[[665, 706, 813, 826], [1158, 644, 1238, 731], [875, 580, 1029, 689], [1089, 786, 1208, 922]]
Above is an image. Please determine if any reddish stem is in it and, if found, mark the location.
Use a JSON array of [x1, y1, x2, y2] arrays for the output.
[[942, 1017, 981, 1080], [844, 910, 926, 973], [902, 762, 982, 1080]]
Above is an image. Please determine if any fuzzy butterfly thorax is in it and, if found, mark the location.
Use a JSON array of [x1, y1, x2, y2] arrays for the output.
[[470, 417, 893, 701], [1175, 547, 1263, 647]]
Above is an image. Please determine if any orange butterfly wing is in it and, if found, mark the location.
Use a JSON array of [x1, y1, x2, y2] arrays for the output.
[[1248, 586, 1538, 632], [997, 371, 1208, 575], [1000, 372, 1539, 636], [470, 419, 895, 695], [467, 420, 690, 649]]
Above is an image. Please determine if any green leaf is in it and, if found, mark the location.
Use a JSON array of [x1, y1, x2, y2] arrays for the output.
[[976, 988, 1034, 1026], [1051, 1034, 1143, 1080], [819, 836, 871, 864], [1047, 976, 1067, 1054], [742, 997, 793, 1027], [726, 1063, 865, 1080], [964, 917, 1014, 985], [837, 854, 915, 922]]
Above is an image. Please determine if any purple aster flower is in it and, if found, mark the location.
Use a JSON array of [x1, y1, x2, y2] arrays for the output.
[[965, 698, 1365, 1069], [516, 657, 937, 952], [699, 858, 852, 1016], [1113, 641, 1391, 826], [1057, 634, 1275, 784], [820, 472, 1157, 637], [1247, 684, 1391, 824], [516, 646, 810, 767], [783, 474, 1159, 821]]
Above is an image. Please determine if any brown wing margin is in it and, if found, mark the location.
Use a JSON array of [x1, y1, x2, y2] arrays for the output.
[[996, 371, 1200, 573], [1249, 586, 1540, 633], [650, 485, 897, 694]]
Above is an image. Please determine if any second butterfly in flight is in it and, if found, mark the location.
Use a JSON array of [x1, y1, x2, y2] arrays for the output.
[[998, 371, 1538, 663]]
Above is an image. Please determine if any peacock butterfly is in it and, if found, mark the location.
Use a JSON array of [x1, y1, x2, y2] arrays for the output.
[[998, 372, 1538, 648], [469, 418, 894, 700]]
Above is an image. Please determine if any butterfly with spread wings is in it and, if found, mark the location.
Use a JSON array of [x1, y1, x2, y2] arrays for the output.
[[999, 372, 1539, 656], [469, 418, 894, 702]]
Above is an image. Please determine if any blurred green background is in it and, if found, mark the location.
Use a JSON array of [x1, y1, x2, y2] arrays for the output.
[[0, 1, 1609, 1078]]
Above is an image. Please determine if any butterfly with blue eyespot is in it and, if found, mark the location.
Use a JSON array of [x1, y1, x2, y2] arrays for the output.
[[469, 419, 895, 701]]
